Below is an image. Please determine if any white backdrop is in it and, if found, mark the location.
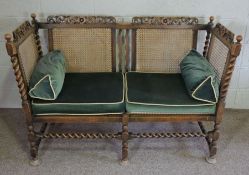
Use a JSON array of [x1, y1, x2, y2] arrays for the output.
[[0, 0, 249, 108]]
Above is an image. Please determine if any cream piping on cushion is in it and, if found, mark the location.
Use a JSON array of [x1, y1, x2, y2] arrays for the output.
[[29, 74, 56, 100], [126, 112, 214, 115], [32, 73, 125, 105], [125, 72, 214, 107], [34, 112, 124, 116], [191, 75, 218, 104]]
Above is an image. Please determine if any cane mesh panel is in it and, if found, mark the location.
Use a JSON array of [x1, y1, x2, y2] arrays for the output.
[[18, 33, 38, 84], [136, 29, 193, 73], [52, 28, 112, 72], [207, 36, 229, 80]]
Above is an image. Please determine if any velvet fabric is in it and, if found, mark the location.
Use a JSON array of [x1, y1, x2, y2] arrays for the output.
[[180, 49, 219, 103], [126, 72, 216, 114], [29, 50, 65, 100], [32, 73, 125, 115]]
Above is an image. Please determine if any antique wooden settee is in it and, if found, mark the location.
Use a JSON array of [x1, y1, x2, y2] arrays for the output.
[[5, 14, 242, 165]]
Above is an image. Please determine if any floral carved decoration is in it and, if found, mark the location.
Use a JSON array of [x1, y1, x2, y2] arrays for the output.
[[13, 21, 33, 42], [213, 23, 234, 43], [132, 16, 198, 25], [47, 15, 116, 24]]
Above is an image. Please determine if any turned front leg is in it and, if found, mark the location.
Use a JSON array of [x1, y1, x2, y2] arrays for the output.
[[206, 123, 220, 164], [27, 125, 40, 166], [122, 114, 129, 163]]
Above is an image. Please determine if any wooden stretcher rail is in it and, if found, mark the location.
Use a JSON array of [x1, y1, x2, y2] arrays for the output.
[[129, 114, 215, 122], [33, 115, 123, 123]]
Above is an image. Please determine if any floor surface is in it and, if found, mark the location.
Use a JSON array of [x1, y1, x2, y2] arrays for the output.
[[0, 109, 248, 175]]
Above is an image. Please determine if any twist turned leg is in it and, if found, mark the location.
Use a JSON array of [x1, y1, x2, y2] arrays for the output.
[[28, 125, 40, 166], [206, 123, 220, 164], [121, 114, 129, 165]]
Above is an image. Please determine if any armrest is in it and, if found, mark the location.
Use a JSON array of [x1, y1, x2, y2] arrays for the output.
[[206, 23, 242, 122], [5, 20, 41, 118], [207, 23, 242, 102]]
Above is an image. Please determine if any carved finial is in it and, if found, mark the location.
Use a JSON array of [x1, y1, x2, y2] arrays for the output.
[[209, 16, 214, 23], [5, 33, 16, 56], [236, 35, 242, 43], [231, 35, 243, 56], [31, 13, 36, 20], [5, 33, 12, 42]]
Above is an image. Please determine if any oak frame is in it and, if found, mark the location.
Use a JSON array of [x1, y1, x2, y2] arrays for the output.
[[5, 14, 242, 165], [123, 16, 242, 163], [5, 14, 124, 166]]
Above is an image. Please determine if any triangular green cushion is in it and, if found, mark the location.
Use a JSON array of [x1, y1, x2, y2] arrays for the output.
[[192, 76, 217, 103], [180, 50, 219, 104], [29, 50, 65, 100]]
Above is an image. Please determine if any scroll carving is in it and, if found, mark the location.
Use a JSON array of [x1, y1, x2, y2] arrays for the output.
[[13, 21, 33, 42], [213, 23, 234, 43], [47, 15, 116, 24], [132, 16, 198, 25]]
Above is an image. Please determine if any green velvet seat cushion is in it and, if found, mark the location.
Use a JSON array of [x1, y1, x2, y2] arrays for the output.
[[180, 49, 220, 104], [32, 73, 125, 115], [29, 50, 65, 100], [126, 72, 216, 114]]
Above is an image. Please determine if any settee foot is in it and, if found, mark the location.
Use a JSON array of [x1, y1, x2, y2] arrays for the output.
[[205, 156, 216, 164], [120, 160, 128, 166], [29, 158, 41, 166]]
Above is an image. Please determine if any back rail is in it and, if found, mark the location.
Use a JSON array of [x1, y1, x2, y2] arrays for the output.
[[130, 16, 206, 73], [40, 15, 117, 72]]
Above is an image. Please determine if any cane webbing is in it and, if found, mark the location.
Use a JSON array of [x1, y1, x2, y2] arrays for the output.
[[207, 36, 229, 80], [18, 33, 38, 84], [136, 29, 193, 73], [52, 28, 112, 72]]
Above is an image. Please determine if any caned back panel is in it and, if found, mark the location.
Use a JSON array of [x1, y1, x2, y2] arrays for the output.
[[18, 33, 39, 84], [207, 35, 230, 80], [136, 29, 193, 73], [52, 28, 112, 72]]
